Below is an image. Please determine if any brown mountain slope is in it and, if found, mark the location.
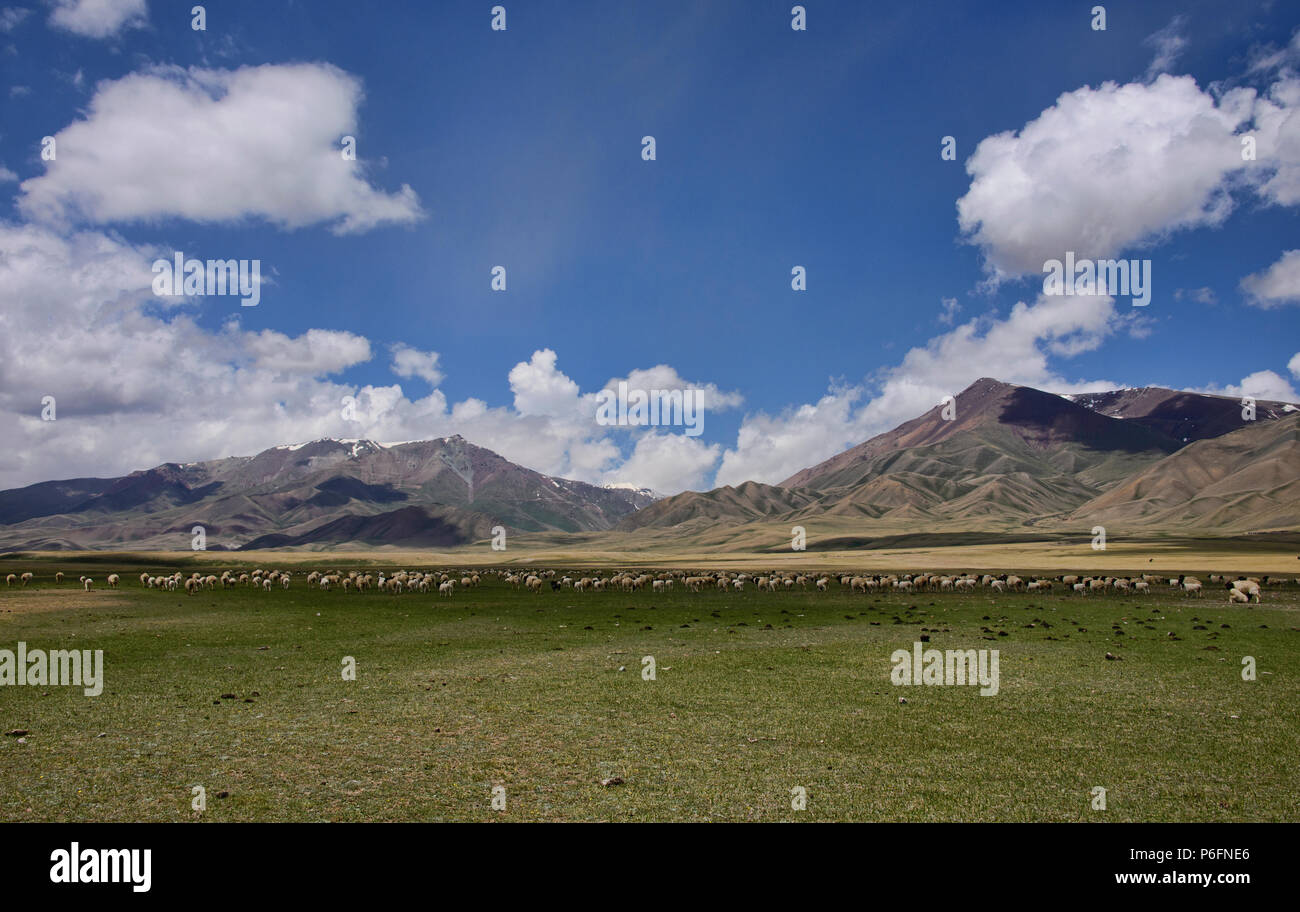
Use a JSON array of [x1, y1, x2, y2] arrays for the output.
[[1067, 387, 1294, 444], [0, 436, 657, 551], [1070, 414, 1300, 532], [782, 378, 1181, 490]]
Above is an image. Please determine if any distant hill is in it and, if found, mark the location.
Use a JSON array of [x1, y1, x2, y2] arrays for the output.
[[621, 378, 1298, 538], [0, 436, 657, 551], [2, 379, 1294, 551], [1070, 413, 1300, 532]]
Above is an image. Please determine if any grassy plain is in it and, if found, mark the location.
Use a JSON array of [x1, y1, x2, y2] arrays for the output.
[[1, 552, 1296, 821]]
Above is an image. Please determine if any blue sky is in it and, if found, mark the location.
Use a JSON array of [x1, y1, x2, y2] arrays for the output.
[[1, 0, 1298, 493]]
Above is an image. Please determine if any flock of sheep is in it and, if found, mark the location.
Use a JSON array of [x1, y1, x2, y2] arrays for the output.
[[4, 568, 1287, 603]]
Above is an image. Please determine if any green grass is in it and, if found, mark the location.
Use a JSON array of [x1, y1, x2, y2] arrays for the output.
[[1, 559, 1296, 821]]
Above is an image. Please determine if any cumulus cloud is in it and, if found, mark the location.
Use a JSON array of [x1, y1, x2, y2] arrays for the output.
[[244, 328, 371, 375], [0, 223, 725, 494], [48, 0, 145, 39], [715, 384, 864, 488], [1289, 352, 1300, 378], [19, 63, 424, 234], [1201, 369, 1299, 404], [390, 345, 444, 386], [1249, 74, 1300, 207], [1240, 249, 1300, 307], [957, 75, 1254, 277], [0, 164, 16, 183], [508, 349, 581, 417], [600, 364, 743, 415], [605, 433, 721, 494]]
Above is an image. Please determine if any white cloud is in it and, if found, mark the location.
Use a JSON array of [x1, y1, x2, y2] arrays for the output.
[[19, 63, 424, 234], [508, 349, 581, 417], [48, 0, 145, 39], [0, 223, 724, 495], [715, 384, 864, 488], [1144, 16, 1188, 81], [1202, 369, 1299, 404], [0, 164, 16, 182], [1240, 249, 1300, 308], [1289, 352, 1300, 379], [1250, 74, 1300, 207], [606, 433, 720, 494], [390, 345, 444, 386], [957, 75, 1254, 277], [601, 364, 743, 413], [244, 328, 371, 375]]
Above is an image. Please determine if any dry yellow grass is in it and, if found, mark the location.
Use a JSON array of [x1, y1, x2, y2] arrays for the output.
[[20, 536, 1297, 575]]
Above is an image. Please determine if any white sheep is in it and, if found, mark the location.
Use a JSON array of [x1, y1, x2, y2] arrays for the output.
[[1230, 579, 1261, 603]]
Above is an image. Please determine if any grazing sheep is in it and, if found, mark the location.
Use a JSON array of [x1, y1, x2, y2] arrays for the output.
[[1230, 579, 1262, 603], [4, 574, 14, 587], [107, 574, 120, 589], [55, 572, 64, 583], [439, 581, 454, 597], [83, 577, 94, 591], [20, 572, 33, 587], [1228, 588, 1249, 604], [815, 578, 828, 592], [1183, 580, 1203, 598]]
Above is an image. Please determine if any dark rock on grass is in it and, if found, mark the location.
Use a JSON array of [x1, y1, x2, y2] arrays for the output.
[[216, 791, 229, 799], [599, 777, 624, 787], [919, 634, 930, 643], [4, 729, 29, 737]]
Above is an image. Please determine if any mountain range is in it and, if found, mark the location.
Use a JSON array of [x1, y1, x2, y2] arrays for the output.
[[0, 379, 1295, 550]]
